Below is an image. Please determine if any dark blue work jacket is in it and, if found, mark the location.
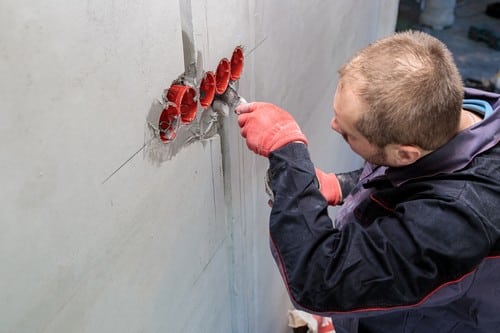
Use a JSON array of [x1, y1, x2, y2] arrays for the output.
[[267, 88, 500, 333]]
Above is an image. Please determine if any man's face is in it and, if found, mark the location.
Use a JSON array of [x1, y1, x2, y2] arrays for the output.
[[331, 81, 388, 166]]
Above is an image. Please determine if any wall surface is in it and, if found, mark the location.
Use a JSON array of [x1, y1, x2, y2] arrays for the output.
[[0, 0, 398, 332]]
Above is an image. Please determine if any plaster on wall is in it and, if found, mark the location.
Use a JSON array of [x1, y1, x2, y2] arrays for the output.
[[0, 0, 399, 332]]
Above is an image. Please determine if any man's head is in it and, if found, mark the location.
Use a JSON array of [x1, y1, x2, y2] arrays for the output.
[[332, 30, 464, 167]]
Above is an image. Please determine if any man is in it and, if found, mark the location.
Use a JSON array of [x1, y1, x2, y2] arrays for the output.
[[236, 30, 500, 333]]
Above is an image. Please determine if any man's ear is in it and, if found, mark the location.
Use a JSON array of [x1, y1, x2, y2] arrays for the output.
[[394, 145, 425, 166]]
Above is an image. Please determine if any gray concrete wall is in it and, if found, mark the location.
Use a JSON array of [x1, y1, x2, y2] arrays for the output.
[[0, 0, 398, 332]]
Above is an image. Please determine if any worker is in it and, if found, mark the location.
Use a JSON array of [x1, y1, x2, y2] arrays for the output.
[[236, 30, 500, 333]]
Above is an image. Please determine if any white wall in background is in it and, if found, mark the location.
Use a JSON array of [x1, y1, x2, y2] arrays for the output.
[[0, 0, 398, 332]]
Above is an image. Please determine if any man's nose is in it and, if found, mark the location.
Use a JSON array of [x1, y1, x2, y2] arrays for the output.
[[331, 117, 340, 132]]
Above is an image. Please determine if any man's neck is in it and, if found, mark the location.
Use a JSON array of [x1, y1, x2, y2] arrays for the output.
[[459, 108, 482, 131]]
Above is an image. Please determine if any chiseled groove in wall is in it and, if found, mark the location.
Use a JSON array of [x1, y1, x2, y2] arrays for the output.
[[179, 0, 197, 78], [218, 117, 238, 331]]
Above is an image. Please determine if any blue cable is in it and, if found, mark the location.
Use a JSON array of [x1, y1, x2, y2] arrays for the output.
[[462, 99, 494, 119]]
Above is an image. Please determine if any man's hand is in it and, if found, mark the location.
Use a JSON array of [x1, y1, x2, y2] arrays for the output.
[[315, 168, 342, 206], [236, 102, 308, 157]]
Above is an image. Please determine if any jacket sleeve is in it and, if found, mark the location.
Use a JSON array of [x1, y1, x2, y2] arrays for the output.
[[336, 168, 363, 202], [267, 143, 491, 316]]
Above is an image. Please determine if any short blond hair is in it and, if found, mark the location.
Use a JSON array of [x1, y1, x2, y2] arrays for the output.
[[339, 30, 463, 150]]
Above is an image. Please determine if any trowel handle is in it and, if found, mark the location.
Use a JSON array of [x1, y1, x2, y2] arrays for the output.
[[234, 97, 248, 115]]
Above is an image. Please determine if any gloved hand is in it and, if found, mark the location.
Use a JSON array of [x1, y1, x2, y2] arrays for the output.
[[315, 168, 342, 206], [236, 102, 308, 157]]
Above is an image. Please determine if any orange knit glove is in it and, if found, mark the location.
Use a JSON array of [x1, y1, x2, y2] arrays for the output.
[[315, 168, 342, 206], [237, 102, 308, 157]]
